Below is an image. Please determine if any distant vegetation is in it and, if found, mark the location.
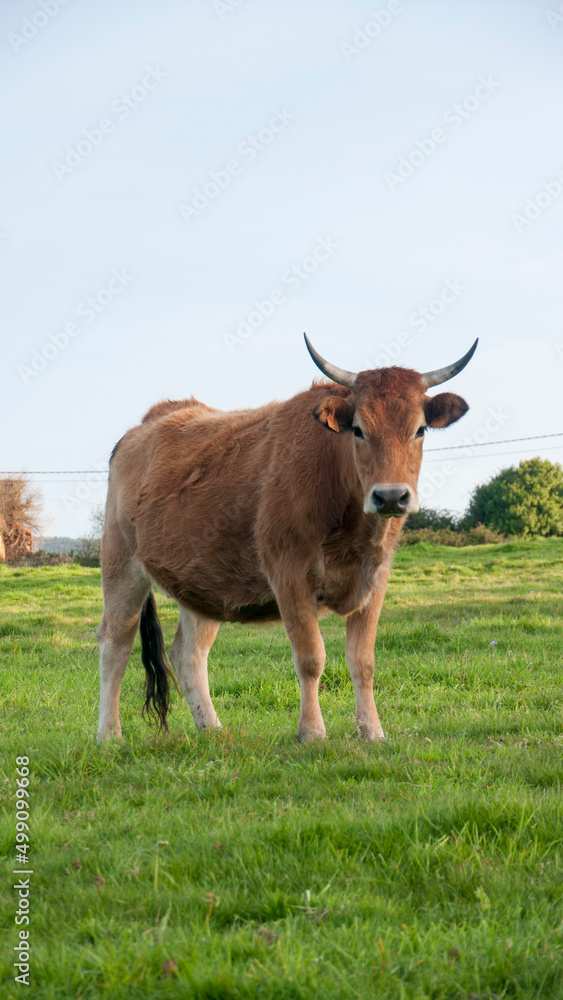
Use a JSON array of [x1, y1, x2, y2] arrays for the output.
[[404, 457, 563, 546], [71, 505, 105, 566], [40, 536, 78, 554], [402, 506, 505, 546], [0, 476, 42, 561], [461, 457, 563, 537], [402, 521, 505, 547], [12, 506, 105, 567]]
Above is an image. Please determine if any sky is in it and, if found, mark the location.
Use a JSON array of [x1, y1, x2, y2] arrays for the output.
[[2, 0, 563, 538]]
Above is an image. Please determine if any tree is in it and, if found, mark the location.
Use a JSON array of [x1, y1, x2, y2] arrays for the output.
[[73, 504, 105, 564], [462, 457, 563, 537], [0, 477, 43, 561], [404, 507, 458, 531]]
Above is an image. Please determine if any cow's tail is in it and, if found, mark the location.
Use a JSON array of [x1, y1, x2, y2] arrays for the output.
[[139, 589, 179, 732]]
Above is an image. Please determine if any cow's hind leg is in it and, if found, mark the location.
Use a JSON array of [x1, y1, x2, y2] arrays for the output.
[[169, 606, 221, 730], [96, 556, 151, 742]]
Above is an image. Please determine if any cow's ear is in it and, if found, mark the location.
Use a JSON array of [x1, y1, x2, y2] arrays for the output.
[[313, 395, 354, 433], [425, 392, 469, 428]]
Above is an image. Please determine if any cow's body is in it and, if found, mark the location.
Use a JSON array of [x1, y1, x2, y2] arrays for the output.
[[111, 386, 400, 624], [97, 338, 476, 743]]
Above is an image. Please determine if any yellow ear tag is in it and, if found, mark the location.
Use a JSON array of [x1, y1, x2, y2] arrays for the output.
[[327, 412, 340, 432]]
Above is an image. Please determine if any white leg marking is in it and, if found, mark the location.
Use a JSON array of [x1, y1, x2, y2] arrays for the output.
[[97, 639, 136, 741], [96, 556, 150, 742], [346, 595, 387, 743], [169, 607, 221, 730]]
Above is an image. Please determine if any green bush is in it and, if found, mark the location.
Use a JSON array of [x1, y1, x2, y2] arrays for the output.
[[6, 550, 75, 567], [404, 507, 458, 531], [466, 523, 507, 544], [401, 524, 505, 547], [71, 504, 104, 567], [462, 457, 563, 537]]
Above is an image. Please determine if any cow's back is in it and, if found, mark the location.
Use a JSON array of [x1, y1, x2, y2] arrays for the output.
[[106, 398, 279, 620]]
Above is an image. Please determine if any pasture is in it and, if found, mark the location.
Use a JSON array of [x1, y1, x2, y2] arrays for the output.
[[1, 539, 562, 999]]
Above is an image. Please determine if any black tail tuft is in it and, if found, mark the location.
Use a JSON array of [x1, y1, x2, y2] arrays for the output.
[[139, 590, 178, 732]]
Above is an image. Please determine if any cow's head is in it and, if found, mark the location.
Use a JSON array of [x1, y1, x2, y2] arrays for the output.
[[306, 333, 477, 518]]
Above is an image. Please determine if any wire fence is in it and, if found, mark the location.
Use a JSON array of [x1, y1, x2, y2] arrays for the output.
[[2, 433, 562, 504]]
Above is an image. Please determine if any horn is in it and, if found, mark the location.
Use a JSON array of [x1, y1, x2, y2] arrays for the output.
[[303, 333, 357, 388], [421, 338, 479, 389]]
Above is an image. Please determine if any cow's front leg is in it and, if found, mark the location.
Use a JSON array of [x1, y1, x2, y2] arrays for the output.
[[346, 580, 388, 742], [276, 589, 326, 742]]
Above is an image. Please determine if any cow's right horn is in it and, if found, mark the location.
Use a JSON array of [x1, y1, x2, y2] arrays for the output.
[[304, 333, 357, 387]]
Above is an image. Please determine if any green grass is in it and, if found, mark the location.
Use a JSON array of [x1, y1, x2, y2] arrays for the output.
[[1, 539, 562, 999]]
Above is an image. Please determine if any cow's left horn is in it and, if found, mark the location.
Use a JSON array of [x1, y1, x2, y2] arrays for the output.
[[304, 333, 357, 387], [421, 338, 479, 388]]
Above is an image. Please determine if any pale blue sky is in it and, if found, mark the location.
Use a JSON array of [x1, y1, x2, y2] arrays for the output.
[[2, 0, 563, 536]]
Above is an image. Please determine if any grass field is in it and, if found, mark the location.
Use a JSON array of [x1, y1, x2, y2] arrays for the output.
[[1, 539, 562, 999]]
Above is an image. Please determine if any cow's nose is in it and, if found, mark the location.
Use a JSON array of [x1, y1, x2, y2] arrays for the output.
[[371, 485, 411, 517]]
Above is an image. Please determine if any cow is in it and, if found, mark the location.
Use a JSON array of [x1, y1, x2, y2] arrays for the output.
[[96, 334, 477, 744]]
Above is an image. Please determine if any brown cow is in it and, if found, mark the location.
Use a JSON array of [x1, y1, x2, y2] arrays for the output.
[[96, 335, 477, 743]]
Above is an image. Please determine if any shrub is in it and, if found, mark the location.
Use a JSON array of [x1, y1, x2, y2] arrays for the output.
[[72, 536, 101, 566], [401, 524, 506, 547], [466, 523, 506, 545], [6, 550, 75, 567], [72, 504, 104, 567], [401, 527, 464, 547], [404, 507, 458, 531], [0, 477, 43, 561], [462, 458, 563, 537], [0, 477, 42, 532]]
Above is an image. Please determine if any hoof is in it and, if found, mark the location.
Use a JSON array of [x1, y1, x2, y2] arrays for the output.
[[297, 727, 326, 743], [195, 720, 223, 731], [97, 726, 123, 744], [356, 722, 385, 743]]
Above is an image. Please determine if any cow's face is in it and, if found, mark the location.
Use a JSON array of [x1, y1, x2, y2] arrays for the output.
[[312, 367, 469, 519]]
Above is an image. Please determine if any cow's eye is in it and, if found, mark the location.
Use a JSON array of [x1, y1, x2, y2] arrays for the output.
[[353, 426, 365, 439], [415, 426, 426, 439]]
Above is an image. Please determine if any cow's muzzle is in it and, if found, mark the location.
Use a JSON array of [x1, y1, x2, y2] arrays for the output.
[[365, 483, 417, 518]]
